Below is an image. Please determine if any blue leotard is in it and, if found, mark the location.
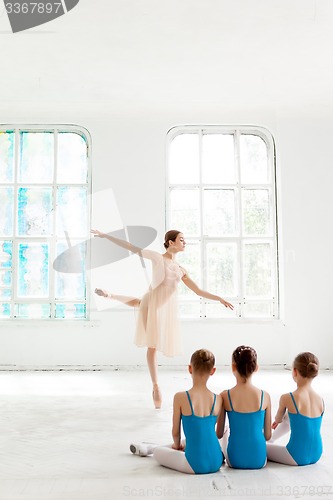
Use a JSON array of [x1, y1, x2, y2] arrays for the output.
[[286, 392, 324, 466], [226, 389, 267, 469], [181, 391, 224, 474]]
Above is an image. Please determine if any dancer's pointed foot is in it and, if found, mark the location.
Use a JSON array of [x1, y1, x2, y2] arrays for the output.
[[95, 288, 111, 299], [152, 384, 162, 409]]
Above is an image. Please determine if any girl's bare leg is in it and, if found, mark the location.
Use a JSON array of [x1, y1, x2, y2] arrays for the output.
[[95, 288, 160, 407], [147, 347, 162, 409], [95, 288, 141, 307]]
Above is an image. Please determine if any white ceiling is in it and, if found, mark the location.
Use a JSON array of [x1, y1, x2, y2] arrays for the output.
[[1, 0, 333, 114]]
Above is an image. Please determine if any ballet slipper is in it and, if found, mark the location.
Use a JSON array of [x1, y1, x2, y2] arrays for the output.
[[152, 384, 162, 409], [94, 288, 112, 299], [130, 442, 156, 457]]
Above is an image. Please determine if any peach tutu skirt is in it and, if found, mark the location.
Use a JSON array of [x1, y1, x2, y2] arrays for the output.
[[134, 249, 185, 357], [134, 284, 182, 357]]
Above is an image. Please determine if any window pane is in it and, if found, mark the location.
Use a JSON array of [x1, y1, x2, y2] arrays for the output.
[[169, 134, 199, 184], [14, 304, 51, 319], [0, 303, 11, 318], [0, 270, 12, 286], [19, 132, 54, 183], [17, 187, 53, 236], [206, 243, 237, 296], [178, 301, 201, 318], [55, 303, 86, 319], [0, 131, 14, 182], [0, 241, 12, 269], [56, 187, 87, 238], [203, 189, 236, 236], [243, 302, 273, 318], [242, 189, 271, 236], [177, 242, 201, 298], [205, 302, 237, 318], [0, 126, 89, 320], [57, 132, 88, 183], [202, 134, 236, 184], [0, 289, 11, 299], [17, 243, 49, 298], [55, 274, 86, 300], [168, 126, 277, 319], [240, 135, 269, 184], [55, 239, 86, 272], [55, 241, 86, 299], [0, 271, 12, 300], [243, 243, 272, 298], [0, 187, 14, 236], [169, 189, 200, 236]]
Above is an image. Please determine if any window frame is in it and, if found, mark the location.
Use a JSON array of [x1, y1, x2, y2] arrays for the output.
[[166, 125, 279, 320], [0, 124, 92, 321]]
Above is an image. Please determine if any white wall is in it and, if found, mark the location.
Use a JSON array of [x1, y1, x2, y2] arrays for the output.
[[1, 106, 332, 370], [1, 0, 333, 369]]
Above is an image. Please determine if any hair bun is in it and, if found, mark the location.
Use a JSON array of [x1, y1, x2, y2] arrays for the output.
[[190, 349, 215, 373], [200, 351, 210, 362], [232, 345, 257, 379], [293, 352, 319, 379], [307, 361, 318, 375]]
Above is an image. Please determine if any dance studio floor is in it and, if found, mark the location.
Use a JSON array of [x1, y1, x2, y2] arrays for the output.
[[0, 368, 332, 500]]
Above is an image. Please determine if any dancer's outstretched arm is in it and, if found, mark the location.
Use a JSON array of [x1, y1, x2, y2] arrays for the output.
[[182, 275, 234, 310], [91, 228, 142, 254], [91, 229, 161, 266]]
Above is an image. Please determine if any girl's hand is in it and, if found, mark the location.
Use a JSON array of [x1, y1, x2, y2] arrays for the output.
[[220, 298, 234, 310], [272, 420, 280, 430], [91, 229, 106, 238], [172, 443, 185, 451]]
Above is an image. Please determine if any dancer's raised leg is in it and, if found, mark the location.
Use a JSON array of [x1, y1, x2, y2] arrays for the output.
[[147, 347, 162, 409], [95, 288, 141, 307]]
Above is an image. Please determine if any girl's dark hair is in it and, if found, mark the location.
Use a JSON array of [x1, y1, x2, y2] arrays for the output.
[[293, 352, 319, 379], [190, 349, 215, 374], [232, 345, 257, 379], [164, 230, 181, 249]]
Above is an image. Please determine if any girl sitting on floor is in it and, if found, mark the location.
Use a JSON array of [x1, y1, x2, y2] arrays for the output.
[[130, 348, 224, 474], [216, 345, 272, 469], [267, 351, 324, 466]]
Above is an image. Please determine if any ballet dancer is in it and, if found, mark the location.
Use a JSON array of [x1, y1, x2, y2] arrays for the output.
[[216, 345, 272, 469], [130, 348, 224, 474], [267, 351, 324, 466], [91, 228, 233, 408]]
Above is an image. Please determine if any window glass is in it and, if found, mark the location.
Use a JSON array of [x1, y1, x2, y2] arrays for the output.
[[0, 127, 90, 320], [168, 127, 277, 319]]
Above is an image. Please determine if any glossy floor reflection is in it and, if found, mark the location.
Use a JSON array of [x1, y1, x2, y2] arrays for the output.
[[0, 368, 332, 500]]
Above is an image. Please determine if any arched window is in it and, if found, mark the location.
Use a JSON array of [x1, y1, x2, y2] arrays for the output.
[[167, 126, 278, 319], [0, 125, 91, 319]]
